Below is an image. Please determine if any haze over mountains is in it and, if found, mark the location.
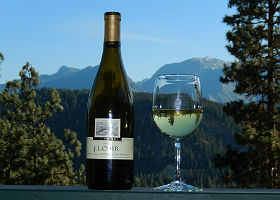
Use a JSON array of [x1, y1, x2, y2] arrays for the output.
[[1, 57, 243, 103]]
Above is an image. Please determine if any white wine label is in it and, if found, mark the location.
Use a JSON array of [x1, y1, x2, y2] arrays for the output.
[[94, 118, 120, 138], [86, 137, 134, 160]]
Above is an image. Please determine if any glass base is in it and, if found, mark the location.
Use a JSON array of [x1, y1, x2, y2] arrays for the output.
[[153, 180, 202, 192]]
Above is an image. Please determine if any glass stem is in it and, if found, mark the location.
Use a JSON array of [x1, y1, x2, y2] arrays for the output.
[[174, 138, 182, 182]]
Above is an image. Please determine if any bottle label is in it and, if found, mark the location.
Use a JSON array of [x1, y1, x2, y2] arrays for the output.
[[95, 118, 120, 138], [86, 137, 134, 160]]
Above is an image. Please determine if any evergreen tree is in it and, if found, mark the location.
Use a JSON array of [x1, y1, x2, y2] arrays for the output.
[[215, 0, 280, 188], [0, 63, 85, 185], [0, 52, 3, 63], [0, 52, 3, 77]]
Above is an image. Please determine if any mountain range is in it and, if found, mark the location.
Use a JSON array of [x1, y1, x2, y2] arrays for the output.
[[1, 57, 243, 103]]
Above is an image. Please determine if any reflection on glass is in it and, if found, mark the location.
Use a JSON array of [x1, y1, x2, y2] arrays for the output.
[[152, 74, 203, 192]]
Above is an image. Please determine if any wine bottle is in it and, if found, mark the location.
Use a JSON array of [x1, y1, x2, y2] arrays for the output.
[[86, 12, 134, 190]]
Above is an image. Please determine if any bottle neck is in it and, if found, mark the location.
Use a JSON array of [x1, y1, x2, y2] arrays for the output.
[[104, 41, 120, 48], [104, 14, 121, 43]]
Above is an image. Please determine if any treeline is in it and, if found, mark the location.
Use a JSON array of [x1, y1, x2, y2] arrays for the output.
[[0, 65, 84, 185], [37, 88, 240, 188]]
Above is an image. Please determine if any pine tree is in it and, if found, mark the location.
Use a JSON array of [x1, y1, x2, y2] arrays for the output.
[[0, 52, 3, 77], [215, 0, 280, 188], [0, 63, 85, 185], [0, 52, 3, 63]]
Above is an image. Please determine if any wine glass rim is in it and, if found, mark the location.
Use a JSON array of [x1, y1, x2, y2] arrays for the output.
[[156, 74, 200, 80]]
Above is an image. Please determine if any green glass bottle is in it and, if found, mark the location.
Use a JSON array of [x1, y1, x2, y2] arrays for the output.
[[86, 12, 134, 190]]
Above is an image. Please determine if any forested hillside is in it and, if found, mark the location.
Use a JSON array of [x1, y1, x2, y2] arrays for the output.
[[37, 88, 240, 188]]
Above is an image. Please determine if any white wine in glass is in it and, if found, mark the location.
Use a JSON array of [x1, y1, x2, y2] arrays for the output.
[[152, 74, 203, 192]]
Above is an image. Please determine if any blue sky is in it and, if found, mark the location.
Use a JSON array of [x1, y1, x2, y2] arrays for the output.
[[0, 0, 234, 84]]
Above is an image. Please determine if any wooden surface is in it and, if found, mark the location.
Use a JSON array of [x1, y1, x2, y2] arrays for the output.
[[1, 185, 280, 200]]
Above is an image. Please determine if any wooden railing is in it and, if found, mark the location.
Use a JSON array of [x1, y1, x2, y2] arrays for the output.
[[1, 185, 280, 200]]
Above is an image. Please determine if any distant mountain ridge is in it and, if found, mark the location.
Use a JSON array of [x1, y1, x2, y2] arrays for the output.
[[39, 65, 143, 92], [137, 57, 242, 102], [0, 57, 243, 102]]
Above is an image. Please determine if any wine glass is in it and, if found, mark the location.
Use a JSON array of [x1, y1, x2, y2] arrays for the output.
[[152, 74, 203, 192]]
